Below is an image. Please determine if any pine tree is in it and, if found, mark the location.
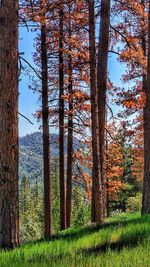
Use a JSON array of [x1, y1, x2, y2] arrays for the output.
[[142, 0, 150, 214], [97, 0, 111, 218], [0, 0, 19, 248], [41, 0, 52, 238], [59, 1, 66, 230], [66, 3, 73, 229], [20, 175, 44, 242], [88, 0, 103, 224]]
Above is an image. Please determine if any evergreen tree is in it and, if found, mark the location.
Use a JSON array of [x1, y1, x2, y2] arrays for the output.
[[0, 0, 19, 248]]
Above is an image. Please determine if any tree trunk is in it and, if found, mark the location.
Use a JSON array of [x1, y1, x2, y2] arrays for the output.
[[41, 0, 52, 237], [141, 0, 150, 214], [59, 2, 66, 230], [66, 8, 73, 229], [97, 0, 110, 219], [105, 118, 110, 217], [88, 0, 103, 224], [0, 0, 19, 248]]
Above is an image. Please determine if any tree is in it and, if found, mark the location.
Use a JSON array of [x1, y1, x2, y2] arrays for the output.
[[111, 0, 149, 215], [105, 122, 142, 214], [88, 0, 103, 224], [105, 124, 124, 214], [142, 0, 150, 214], [59, 1, 66, 230], [0, 0, 19, 248], [109, 0, 147, 214], [41, 0, 52, 237], [66, 3, 73, 229], [51, 159, 60, 232], [97, 0, 111, 218], [141, 0, 147, 215], [20, 176, 31, 214], [19, 175, 44, 242]]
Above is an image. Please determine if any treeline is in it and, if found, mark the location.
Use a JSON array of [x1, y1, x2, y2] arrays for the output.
[[0, 0, 150, 249]]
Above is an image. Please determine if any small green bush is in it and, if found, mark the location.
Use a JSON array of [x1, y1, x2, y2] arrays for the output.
[[126, 193, 142, 212]]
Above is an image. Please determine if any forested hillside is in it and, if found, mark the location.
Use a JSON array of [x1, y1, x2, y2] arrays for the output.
[[19, 132, 84, 179]]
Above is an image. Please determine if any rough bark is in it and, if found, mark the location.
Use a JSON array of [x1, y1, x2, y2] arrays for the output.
[[141, 0, 150, 214], [41, 0, 52, 237], [88, 0, 103, 224], [97, 0, 110, 219], [66, 9, 73, 229], [0, 0, 19, 248], [59, 2, 66, 230]]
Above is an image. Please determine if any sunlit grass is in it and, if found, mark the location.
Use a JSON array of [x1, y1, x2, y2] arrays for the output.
[[0, 213, 150, 267]]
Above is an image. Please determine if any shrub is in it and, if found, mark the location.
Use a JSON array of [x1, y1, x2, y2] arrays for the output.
[[126, 193, 142, 212]]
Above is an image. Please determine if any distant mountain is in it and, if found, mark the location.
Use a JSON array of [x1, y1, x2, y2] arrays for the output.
[[19, 132, 84, 179], [19, 132, 60, 157]]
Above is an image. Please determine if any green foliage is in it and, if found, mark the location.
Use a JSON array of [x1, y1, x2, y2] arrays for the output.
[[71, 186, 90, 227], [19, 163, 90, 241], [109, 127, 142, 213], [0, 213, 150, 267], [19, 132, 90, 240], [72, 205, 90, 227], [126, 193, 142, 212], [51, 160, 60, 233], [19, 176, 44, 242]]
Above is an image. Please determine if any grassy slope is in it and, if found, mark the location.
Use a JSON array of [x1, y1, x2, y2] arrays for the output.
[[0, 213, 150, 267]]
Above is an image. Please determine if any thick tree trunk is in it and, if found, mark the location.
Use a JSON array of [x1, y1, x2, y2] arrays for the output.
[[0, 0, 19, 248], [66, 11, 73, 229], [141, 0, 150, 214], [59, 2, 66, 230], [41, 0, 52, 237], [88, 0, 103, 224], [97, 0, 110, 219]]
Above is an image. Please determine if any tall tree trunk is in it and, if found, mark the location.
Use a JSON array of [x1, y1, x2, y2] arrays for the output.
[[41, 0, 52, 237], [66, 7, 73, 229], [105, 113, 110, 217], [97, 0, 110, 219], [59, 2, 66, 230], [141, 0, 150, 214], [0, 0, 19, 248], [88, 0, 103, 224]]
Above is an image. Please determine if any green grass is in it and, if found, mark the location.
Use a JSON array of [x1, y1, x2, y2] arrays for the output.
[[0, 213, 150, 267]]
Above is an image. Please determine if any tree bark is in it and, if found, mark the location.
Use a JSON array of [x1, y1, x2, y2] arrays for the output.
[[97, 0, 110, 219], [88, 0, 103, 224], [41, 0, 52, 237], [66, 7, 73, 229], [141, 0, 150, 214], [0, 0, 19, 248], [105, 117, 110, 217], [59, 2, 66, 230]]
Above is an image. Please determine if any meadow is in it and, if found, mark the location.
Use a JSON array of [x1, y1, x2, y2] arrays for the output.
[[0, 213, 150, 267]]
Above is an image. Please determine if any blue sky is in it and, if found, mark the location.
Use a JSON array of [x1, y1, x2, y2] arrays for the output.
[[19, 27, 125, 137], [19, 28, 40, 136]]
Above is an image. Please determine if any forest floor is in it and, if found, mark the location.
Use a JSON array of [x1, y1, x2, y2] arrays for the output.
[[0, 213, 150, 267]]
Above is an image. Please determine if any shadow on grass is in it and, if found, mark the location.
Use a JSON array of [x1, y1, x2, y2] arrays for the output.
[[22, 215, 150, 264], [81, 227, 149, 255], [26, 219, 150, 264], [25, 214, 150, 246], [49, 215, 149, 241]]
